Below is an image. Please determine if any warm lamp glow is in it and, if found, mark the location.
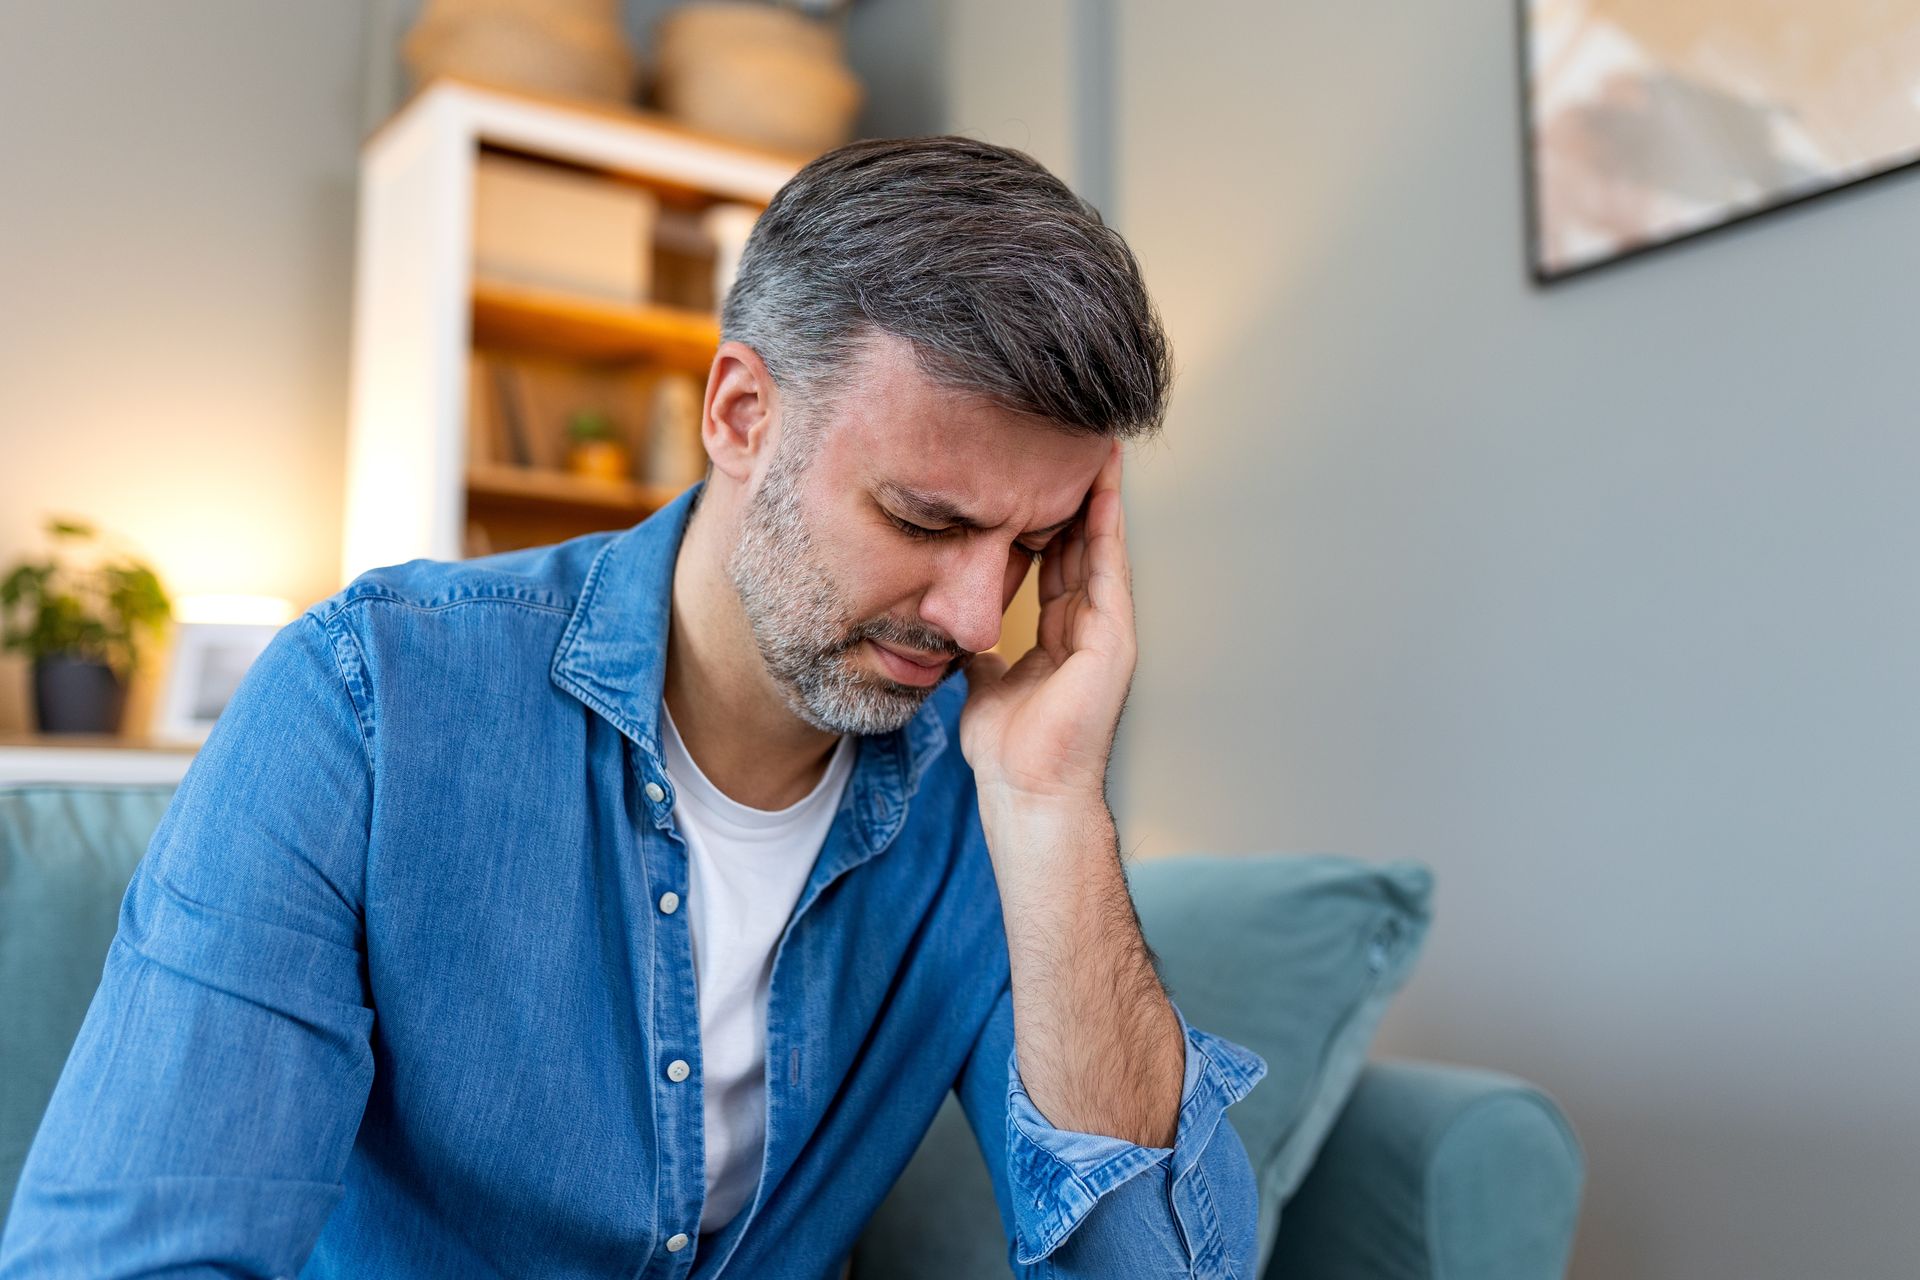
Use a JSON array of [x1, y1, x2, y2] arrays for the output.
[[173, 594, 297, 626]]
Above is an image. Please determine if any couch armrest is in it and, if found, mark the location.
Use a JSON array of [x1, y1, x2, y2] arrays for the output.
[[1264, 1060, 1583, 1280]]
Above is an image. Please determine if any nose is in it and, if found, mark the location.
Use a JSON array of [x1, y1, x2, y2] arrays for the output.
[[917, 537, 1013, 657]]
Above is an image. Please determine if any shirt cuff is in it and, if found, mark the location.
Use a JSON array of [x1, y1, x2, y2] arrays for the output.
[[1003, 1000, 1268, 1265]]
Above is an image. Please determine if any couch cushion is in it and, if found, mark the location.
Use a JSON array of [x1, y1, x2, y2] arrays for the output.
[[852, 852, 1432, 1278], [0, 783, 177, 1213]]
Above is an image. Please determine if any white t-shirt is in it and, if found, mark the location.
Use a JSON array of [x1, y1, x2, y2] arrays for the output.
[[659, 703, 857, 1236]]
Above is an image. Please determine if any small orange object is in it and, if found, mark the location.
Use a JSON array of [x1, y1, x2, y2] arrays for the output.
[[566, 439, 632, 483]]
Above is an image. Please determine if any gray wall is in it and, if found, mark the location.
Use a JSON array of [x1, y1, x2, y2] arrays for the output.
[[1102, 2, 1920, 1277]]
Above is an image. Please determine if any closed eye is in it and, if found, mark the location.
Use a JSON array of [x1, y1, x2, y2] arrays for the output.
[[886, 512, 947, 540], [889, 511, 1047, 562]]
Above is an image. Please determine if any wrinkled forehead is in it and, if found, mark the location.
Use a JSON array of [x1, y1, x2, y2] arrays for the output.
[[812, 332, 1111, 520]]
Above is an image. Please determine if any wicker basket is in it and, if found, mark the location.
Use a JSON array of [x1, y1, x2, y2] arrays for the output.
[[651, 2, 861, 155], [404, 0, 640, 104]]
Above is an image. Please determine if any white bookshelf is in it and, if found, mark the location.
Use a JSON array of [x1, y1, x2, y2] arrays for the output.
[[340, 78, 802, 582]]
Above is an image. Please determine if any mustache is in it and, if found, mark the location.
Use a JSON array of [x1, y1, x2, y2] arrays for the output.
[[841, 614, 974, 666]]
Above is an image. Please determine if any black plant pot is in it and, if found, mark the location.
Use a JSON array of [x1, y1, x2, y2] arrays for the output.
[[32, 655, 128, 735]]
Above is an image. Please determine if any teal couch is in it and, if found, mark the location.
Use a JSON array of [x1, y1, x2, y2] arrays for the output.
[[2, 782, 1583, 1277]]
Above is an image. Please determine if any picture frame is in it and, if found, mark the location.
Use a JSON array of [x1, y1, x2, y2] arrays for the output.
[[156, 621, 281, 743], [1520, 0, 1920, 282]]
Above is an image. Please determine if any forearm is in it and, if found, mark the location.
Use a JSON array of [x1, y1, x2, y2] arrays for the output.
[[978, 791, 1185, 1149]]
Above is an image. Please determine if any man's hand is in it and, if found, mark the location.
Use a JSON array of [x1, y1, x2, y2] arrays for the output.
[[953, 440, 1183, 1150], [959, 439, 1134, 809]]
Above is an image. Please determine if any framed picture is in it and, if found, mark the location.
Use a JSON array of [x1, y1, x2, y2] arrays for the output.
[[1522, 0, 1920, 281], [156, 621, 281, 743]]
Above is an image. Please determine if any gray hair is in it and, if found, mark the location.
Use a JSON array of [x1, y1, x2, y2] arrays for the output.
[[720, 135, 1171, 439]]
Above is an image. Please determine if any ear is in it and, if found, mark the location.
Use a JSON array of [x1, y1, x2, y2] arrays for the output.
[[701, 340, 781, 485]]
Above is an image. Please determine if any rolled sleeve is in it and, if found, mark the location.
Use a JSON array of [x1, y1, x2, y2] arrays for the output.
[[963, 987, 1268, 1276]]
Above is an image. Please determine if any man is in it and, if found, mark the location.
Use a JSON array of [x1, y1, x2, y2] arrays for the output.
[[2, 137, 1265, 1277]]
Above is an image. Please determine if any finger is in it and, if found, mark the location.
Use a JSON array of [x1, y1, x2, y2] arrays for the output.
[[1085, 453, 1123, 542], [1061, 514, 1087, 594], [1086, 483, 1123, 543], [1037, 524, 1069, 602], [1092, 440, 1123, 512], [1037, 591, 1065, 658], [1090, 514, 1128, 614], [1084, 485, 1133, 613], [1075, 442, 1124, 582]]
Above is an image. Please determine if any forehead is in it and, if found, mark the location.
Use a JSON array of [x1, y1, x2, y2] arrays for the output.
[[815, 332, 1111, 516]]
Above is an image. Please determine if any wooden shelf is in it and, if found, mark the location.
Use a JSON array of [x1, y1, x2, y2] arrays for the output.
[[471, 280, 720, 370], [466, 463, 682, 515], [464, 465, 689, 556]]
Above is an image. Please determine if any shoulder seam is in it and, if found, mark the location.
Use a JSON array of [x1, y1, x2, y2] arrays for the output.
[[305, 613, 375, 781], [313, 588, 573, 625]]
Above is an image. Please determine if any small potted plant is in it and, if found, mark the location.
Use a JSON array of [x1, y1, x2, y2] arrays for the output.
[[565, 408, 632, 483], [0, 516, 172, 735]]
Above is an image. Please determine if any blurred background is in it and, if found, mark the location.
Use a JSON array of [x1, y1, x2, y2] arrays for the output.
[[3, 2, 1918, 1276]]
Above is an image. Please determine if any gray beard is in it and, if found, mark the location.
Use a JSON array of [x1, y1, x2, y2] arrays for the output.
[[725, 439, 968, 736]]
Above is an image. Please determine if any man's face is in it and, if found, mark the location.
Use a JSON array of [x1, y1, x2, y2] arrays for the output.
[[727, 332, 1113, 735]]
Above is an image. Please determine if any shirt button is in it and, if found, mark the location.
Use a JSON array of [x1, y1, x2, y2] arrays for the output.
[[659, 891, 680, 914], [666, 1058, 690, 1082], [645, 781, 666, 803], [666, 1232, 689, 1252]]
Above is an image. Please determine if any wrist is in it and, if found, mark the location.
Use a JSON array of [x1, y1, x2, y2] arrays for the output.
[[975, 782, 1113, 849]]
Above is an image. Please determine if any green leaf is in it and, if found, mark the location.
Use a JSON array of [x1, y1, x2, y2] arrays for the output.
[[567, 409, 614, 442], [0, 523, 169, 669], [0, 562, 51, 608]]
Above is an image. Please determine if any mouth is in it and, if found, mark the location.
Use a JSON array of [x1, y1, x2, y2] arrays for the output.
[[864, 638, 954, 688]]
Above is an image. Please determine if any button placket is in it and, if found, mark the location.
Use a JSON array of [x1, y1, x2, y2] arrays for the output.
[[629, 749, 700, 1271]]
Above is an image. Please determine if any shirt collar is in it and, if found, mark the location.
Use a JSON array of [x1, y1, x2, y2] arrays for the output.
[[548, 481, 952, 848], [548, 482, 699, 762]]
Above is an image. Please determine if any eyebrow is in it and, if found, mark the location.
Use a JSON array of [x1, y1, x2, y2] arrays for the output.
[[876, 482, 1079, 539]]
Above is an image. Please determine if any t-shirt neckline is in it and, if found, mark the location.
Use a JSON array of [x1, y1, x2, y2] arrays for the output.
[[660, 701, 856, 834]]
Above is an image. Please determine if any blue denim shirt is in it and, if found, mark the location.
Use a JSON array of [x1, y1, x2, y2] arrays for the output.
[[2, 484, 1267, 1278]]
